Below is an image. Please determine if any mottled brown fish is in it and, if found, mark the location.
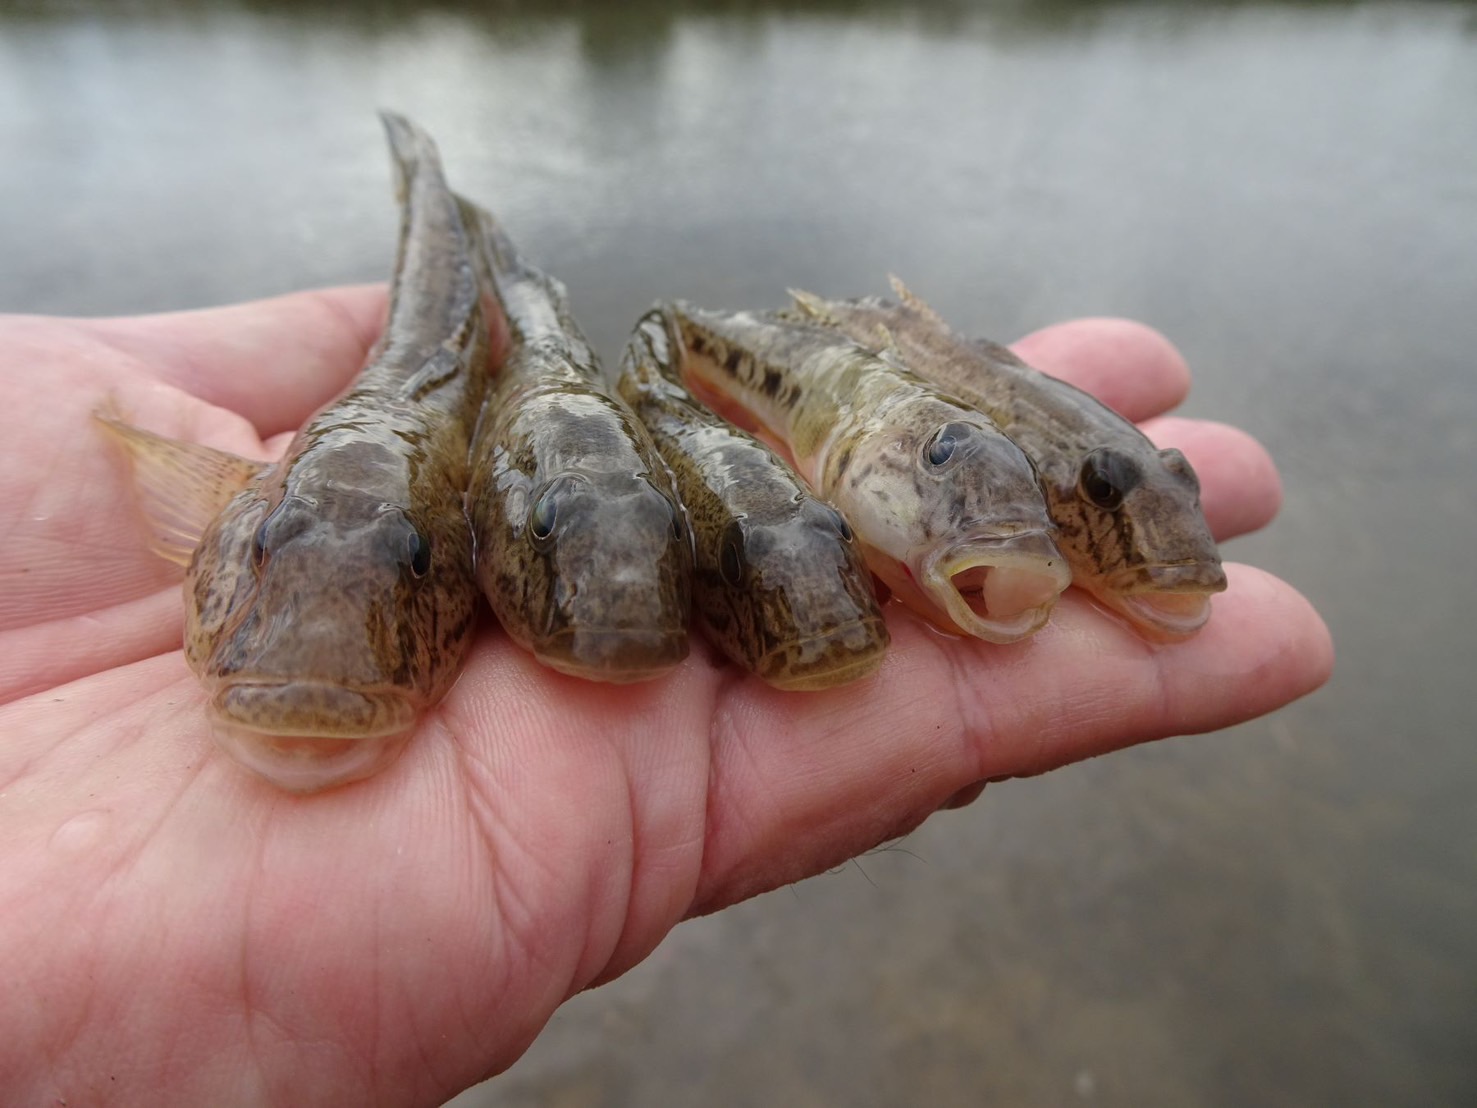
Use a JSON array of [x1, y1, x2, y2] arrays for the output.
[[791, 279, 1226, 639], [95, 112, 491, 791], [615, 307, 889, 689], [671, 303, 1070, 644], [461, 204, 691, 681]]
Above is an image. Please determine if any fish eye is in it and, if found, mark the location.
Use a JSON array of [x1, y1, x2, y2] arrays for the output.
[[719, 524, 745, 587], [528, 487, 562, 543], [405, 529, 431, 579], [1078, 448, 1142, 511], [924, 422, 972, 468]]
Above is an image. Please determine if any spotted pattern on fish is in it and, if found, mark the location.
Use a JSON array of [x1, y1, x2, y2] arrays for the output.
[[461, 202, 692, 681], [616, 307, 887, 689], [789, 279, 1225, 638], [669, 303, 1070, 644]]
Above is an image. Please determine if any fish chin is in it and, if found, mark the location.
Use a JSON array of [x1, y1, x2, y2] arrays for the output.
[[208, 682, 421, 792], [755, 616, 890, 691], [211, 721, 416, 793], [1110, 590, 1214, 641], [923, 531, 1071, 644]]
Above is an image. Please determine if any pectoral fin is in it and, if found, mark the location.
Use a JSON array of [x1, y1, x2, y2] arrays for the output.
[[94, 405, 264, 565]]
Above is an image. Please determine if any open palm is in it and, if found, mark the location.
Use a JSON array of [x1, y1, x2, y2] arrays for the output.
[[0, 287, 1331, 1105]]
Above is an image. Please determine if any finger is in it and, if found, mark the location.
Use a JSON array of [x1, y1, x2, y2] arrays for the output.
[[1010, 317, 1191, 422], [83, 285, 388, 438], [690, 563, 1332, 914], [1140, 416, 1284, 541]]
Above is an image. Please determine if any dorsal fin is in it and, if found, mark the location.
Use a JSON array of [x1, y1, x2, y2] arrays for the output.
[[786, 288, 841, 326], [94, 403, 263, 565], [888, 275, 948, 327]]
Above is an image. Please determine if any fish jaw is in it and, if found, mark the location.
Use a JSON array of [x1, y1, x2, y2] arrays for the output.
[[207, 681, 422, 792], [915, 529, 1072, 644], [1093, 562, 1228, 641], [754, 614, 890, 691]]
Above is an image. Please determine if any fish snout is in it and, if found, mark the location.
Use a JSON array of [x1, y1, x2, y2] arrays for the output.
[[532, 484, 692, 681], [754, 614, 891, 691], [207, 681, 421, 792]]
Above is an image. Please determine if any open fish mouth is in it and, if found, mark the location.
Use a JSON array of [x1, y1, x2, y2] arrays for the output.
[[208, 682, 421, 793], [924, 530, 1072, 644]]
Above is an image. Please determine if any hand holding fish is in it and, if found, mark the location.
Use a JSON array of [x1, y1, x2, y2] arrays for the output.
[[0, 288, 1331, 1103]]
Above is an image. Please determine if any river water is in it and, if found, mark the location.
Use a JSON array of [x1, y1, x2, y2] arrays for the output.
[[2, 1, 1473, 1104]]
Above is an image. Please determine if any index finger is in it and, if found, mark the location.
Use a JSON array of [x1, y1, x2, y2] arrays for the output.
[[82, 285, 389, 438]]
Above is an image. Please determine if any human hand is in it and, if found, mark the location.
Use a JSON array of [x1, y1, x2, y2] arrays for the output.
[[0, 288, 1331, 1104]]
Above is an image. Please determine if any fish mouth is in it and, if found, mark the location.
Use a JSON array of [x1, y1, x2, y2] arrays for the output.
[[1099, 562, 1227, 641], [207, 682, 421, 793], [535, 627, 689, 684], [1103, 590, 1216, 641], [755, 615, 891, 691], [923, 530, 1072, 644]]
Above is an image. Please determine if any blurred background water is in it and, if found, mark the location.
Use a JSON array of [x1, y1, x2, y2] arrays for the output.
[[2, 1, 1474, 1104]]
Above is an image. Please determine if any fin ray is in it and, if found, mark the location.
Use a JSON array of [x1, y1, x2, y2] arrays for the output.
[[94, 404, 263, 566]]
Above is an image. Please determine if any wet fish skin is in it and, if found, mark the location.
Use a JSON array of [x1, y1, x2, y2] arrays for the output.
[[671, 304, 1071, 644], [462, 204, 692, 682], [790, 280, 1226, 640], [97, 112, 490, 792], [616, 307, 888, 690]]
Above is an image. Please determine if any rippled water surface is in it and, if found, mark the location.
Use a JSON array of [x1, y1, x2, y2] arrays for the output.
[[2, 1, 1473, 1104]]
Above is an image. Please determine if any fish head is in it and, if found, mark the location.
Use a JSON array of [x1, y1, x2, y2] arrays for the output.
[[186, 471, 475, 792], [508, 468, 692, 681], [697, 497, 888, 690], [1063, 444, 1227, 639], [827, 397, 1070, 643]]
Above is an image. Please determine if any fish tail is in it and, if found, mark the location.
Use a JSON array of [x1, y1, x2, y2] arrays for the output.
[[378, 110, 441, 205]]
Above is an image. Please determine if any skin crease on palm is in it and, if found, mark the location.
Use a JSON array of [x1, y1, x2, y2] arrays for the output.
[[0, 285, 1332, 1105]]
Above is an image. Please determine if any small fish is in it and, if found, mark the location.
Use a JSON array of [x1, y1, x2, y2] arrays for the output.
[[670, 303, 1070, 644], [96, 112, 491, 791], [790, 279, 1226, 640], [461, 203, 691, 681], [615, 307, 889, 690]]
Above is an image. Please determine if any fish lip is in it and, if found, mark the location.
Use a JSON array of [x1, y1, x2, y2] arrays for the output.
[[1100, 590, 1216, 640], [535, 626, 689, 684], [1105, 560, 1229, 596], [920, 528, 1072, 644], [210, 718, 417, 793], [754, 615, 891, 691], [209, 681, 420, 740], [1094, 561, 1226, 639]]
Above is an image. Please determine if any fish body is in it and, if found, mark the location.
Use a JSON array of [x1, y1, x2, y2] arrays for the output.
[[615, 308, 888, 690], [463, 206, 691, 681], [97, 113, 490, 791], [791, 280, 1226, 639], [670, 304, 1069, 644]]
